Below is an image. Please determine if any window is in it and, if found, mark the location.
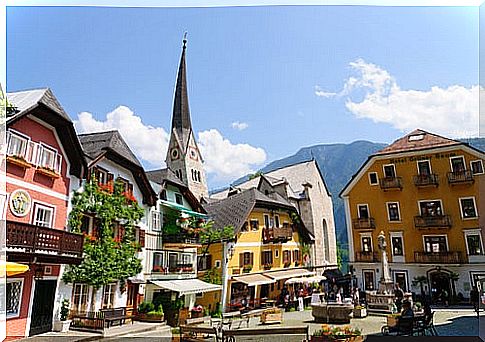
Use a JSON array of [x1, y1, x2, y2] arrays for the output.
[[466, 235, 483, 256], [215, 260, 221, 268], [357, 204, 369, 219], [239, 252, 253, 267], [92, 167, 108, 184], [470, 160, 484, 175], [241, 221, 249, 232], [387, 202, 401, 222], [7, 131, 29, 159], [363, 271, 375, 291], [361, 236, 372, 252], [450, 156, 466, 173], [424, 236, 447, 253], [175, 193, 183, 205], [417, 160, 431, 175], [6, 279, 23, 318], [383, 164, 396, 178], [391, 236, 404, 256], [160, 189, 167, 201], [368, 172, 378, 185], [37, 144, 61, 172], [262, 250, 273, 265], [151, 210, 161, 230], [264, 214, 270, 228], [419, 200, 443, 217], [153, 252, 164, 271], [275, 250, 279, 258], [198, 255, 212, 271], [102, 283, 117, 309], [292, 250, 301, 263], [32, 203, 54, 228], [394, 272, 408, 292], [72, 283, 89, 313], [460, 197, 477, 219], [274, 215, 280, 228], [283, 250, 291, 263], [250, 219, 259, 231]]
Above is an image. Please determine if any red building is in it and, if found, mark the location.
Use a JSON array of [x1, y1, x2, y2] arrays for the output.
[[5, 88, 86, 339]]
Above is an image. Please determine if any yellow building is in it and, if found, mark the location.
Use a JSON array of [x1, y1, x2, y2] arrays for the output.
[[197, 183, 315, 312], [341, 129, 484, 302]]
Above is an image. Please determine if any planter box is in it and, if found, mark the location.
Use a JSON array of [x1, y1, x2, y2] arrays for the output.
[[53, 320, 72, 332], [353, 308, 367, 318], [36, 167, 60, 178], [311, 336, 363, 342], [6, 156, 31, 169], [138, 313, 164, 322], [261, 308, 283, 324]]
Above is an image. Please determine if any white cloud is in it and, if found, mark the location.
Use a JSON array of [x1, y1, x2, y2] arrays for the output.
[[316, 58, 479, 138], [75, 106, 169, 167], [198, 129, 267, 181], [75, 106, 267, 181], [231, 121, 249, 131]]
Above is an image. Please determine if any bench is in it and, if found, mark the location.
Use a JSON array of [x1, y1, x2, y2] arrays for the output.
[[101, 307, 133, 328], [179, 325, 219, 341], [221, 326, 309, 342], [70, 307, 133, 331]]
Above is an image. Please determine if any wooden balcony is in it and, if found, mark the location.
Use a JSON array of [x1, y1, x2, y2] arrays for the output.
[[414, 251, 463, 264], [352, 217, 376, 230], [262, 227, 292, 243], [379, 177, 403, 191], [413, 174, 439, 187], [7, 221, 84, 264], [414, 215, 452, 229], [355, 251, 380, 262], [447, 170, 474, 185]]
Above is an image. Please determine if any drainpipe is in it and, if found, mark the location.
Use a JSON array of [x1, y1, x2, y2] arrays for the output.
[[221, 240, 229, 314]]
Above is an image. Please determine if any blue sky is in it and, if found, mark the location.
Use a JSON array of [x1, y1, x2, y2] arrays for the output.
[[7, 5, 479, 188]]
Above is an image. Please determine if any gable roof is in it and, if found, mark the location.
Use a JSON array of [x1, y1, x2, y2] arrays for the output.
[[78, 130, 156, 206], [78, 130, 141, 167], [6, 88, 86, 178], [375, 129, 460, 156], [204, 187, 298, 235]]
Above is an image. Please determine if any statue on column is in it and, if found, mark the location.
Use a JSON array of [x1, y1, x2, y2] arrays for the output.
[[377, 231, 393, 294]]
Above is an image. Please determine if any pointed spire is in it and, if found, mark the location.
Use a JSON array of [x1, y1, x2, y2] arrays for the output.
[[172, 33, 192, 139]]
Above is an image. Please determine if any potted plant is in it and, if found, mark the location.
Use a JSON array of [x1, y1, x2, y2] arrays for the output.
[[311, 325, 363, 342], [53, 299, 71, 332], [243, 265, 252, 273], [191, 305, 204, 318], [137, 302, 165, 322]]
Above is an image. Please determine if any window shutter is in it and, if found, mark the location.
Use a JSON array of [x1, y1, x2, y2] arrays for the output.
[[239, 253, 244, 267], [139, 229, 145, 248], [250, 253, 254, 266], [27, 141, 38, 164], [56, 154, 62, 174], [292, 250, 296, 262], [207, 254, 212, 269]]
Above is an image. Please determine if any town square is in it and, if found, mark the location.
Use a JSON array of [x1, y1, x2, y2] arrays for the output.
[[2, 2, 484, 341]]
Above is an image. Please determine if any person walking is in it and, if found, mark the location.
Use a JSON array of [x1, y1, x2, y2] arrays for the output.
[[470, 286, 480, 318], [394, 283, 404, 312]]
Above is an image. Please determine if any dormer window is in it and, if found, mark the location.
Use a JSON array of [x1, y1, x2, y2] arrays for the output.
[[160, 189, 167, 201], [408, 133, 425, 141]]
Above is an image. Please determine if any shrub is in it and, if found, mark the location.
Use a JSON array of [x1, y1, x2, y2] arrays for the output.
[[60, 299, 70, 321], [138, 301, 155, 314]]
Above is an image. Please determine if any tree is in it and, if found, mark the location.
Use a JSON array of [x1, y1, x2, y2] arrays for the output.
[[62, 178, 144, 311], [248, 171, 263, 180], [198, 220, 234, 256], [336, 241, 348, 271], [412, 275, 428, 297]]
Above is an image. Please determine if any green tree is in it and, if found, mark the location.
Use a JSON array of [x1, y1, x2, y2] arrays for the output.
[[62, 178, 144, 311], [248, 171, 263, 180], [336, 241, 348, 271], [198, 220, 234, 256]]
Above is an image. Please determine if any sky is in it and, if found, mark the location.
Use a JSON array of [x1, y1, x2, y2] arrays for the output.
[[6, 5, 480, 189]]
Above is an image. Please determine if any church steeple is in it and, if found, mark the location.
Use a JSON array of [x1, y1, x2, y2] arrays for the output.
[[166, 35, 209, 201]]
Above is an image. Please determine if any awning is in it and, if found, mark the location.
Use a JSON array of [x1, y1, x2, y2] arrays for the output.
[[233, 273, 275, 286], [265, 268, 315, 281], [285, 275, 326, 284], [149, 279, 221, 295], [160, 200, 207, 218], [1, 261, 29, 277]]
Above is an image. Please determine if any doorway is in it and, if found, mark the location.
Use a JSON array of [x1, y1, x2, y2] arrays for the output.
[[429, 271, 451, 304], [29, 279, 57, 336]]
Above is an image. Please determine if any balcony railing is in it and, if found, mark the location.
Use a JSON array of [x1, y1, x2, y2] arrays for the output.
[[162, 233, 200, 245], [413, 174, 439, 187], [379, 177, 403, 190], [7, 221, 84, 262], [447, 170, 474, 185], [352, 217, 376, 230], [414, 251, 463, 264], [151, 249, 197, 277], [355, 251, 380, 262], [262, 227, 293, 243], [414, 215, 452, 229]]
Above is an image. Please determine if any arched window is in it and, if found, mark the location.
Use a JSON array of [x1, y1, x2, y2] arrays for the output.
[[197, 171, 201, 182], [322, 219, 330, 262]]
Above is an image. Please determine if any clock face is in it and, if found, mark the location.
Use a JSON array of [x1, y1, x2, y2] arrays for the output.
[[171, 149, 179, 160]]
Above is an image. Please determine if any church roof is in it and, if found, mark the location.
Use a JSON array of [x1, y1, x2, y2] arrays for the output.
[[171, 37, 193, 153]]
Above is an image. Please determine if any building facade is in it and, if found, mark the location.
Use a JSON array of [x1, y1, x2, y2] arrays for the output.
[[57, 130, 157, 317], [341, 129, 484, 301], [201, 183, 315, 312], [211, 160, 338, 269], [5, 89, 86, 339]]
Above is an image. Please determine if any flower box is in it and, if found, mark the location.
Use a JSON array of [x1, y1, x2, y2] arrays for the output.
[[36, 166, 60, 178], [6, 155, 32, 169], [137, 313, 164, 322], [263, 264, 273, 270], [261, 308, 283, 324], [311, 336, 363, 342]]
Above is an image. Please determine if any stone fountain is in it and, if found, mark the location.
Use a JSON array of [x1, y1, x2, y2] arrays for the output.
[[366, 231, 396, 314]]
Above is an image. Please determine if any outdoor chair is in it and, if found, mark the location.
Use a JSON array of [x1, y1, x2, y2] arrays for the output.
[[414, 312, 438, 336], [381, 316, 415, 336]]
